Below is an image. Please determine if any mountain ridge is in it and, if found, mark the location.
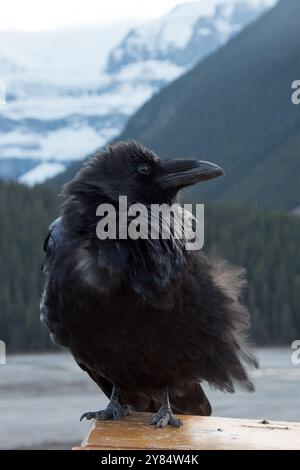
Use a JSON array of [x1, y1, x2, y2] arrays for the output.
[[117, 0, 300, 210], [0, 0, 274, 184]]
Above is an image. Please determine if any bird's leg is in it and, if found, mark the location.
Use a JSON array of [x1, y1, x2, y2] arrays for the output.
[[149, 388, 183, 428], [80, 385, 134, 422]]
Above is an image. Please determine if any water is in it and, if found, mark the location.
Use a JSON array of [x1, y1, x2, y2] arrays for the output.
[[0, 348, 299, 449]]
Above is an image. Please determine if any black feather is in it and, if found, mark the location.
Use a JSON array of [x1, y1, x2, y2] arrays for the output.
[[41, 141, 257, 417]]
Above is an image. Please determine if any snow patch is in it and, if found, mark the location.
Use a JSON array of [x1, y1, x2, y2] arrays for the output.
[[19, 162, 66, 186], [0, 126, 111, 161], [116, 60, 184, 83]]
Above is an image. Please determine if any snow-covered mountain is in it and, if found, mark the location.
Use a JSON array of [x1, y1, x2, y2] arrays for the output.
[[0, 24, 136, 184], [107, 0, 276, 73], [0, 0, 276, 185]]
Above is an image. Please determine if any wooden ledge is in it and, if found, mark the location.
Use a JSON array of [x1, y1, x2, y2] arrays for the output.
[[74, 413, 300, 450]]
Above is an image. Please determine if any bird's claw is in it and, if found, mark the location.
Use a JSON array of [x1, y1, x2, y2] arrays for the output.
[[80, 402, 134, 422], [149, 407, 183, 428], [80, 411, 96, 422]]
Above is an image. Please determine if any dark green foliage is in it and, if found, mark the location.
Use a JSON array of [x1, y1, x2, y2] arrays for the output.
[[0, 181, 58, 351], [203, 203, 300, 344], [1, 179, 300, 350]]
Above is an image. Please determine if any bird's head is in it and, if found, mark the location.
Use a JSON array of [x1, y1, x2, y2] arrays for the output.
[[63, 140, 224, 209], [61, 141, 224, 302]]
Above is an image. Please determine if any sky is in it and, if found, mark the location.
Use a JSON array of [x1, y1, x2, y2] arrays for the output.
[[0, 0, 270, 31], [0, 0, 203, 31]]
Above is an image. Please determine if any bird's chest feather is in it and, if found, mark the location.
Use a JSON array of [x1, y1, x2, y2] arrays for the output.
[[64, 241, 195, 356], [69, 279, 183, 360], [60, 279, 189, 389], [45, 239, 207, 388]]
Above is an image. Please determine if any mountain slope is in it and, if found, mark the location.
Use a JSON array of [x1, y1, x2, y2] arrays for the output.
[[0, 0, 274, 184], [107, 0, 274, 73], [118, 0, 300, 210]]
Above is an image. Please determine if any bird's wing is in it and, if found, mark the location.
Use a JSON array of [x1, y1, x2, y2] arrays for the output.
[[42, 217, 64, 273]]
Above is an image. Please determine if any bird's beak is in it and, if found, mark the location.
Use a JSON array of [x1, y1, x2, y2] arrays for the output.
[[158, 159, 224, 190]]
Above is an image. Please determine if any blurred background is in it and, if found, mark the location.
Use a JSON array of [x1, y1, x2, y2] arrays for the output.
[[0, 0, 300, 449]]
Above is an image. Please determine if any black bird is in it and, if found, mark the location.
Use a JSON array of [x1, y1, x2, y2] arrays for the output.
[[41, 141, 257, 428]]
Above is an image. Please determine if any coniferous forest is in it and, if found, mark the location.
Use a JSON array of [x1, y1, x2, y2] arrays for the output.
[[1, 178, 300, 352]]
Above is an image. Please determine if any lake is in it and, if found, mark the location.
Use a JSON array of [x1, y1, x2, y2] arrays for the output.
[[0, 348, 299, 449]]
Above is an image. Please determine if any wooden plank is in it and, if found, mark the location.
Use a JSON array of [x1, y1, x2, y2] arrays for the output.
[[74, 413, 300, 450]]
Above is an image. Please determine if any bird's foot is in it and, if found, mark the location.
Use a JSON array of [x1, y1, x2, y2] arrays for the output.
[[149, 405, 183, 428], [80, 401, 134, 422]]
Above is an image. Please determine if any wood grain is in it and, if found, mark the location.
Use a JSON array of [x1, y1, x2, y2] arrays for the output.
[[74, 413, 300, 450]]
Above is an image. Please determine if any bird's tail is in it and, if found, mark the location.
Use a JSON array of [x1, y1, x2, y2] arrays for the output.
[[119, 383, 212, 416], [169, 383, 212, 416]]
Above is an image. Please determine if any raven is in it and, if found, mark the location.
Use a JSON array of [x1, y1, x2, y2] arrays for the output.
[[41, 141, 257, 428]]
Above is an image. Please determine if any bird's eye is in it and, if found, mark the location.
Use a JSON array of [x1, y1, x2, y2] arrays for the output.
[[137, 163, 152, 175]]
